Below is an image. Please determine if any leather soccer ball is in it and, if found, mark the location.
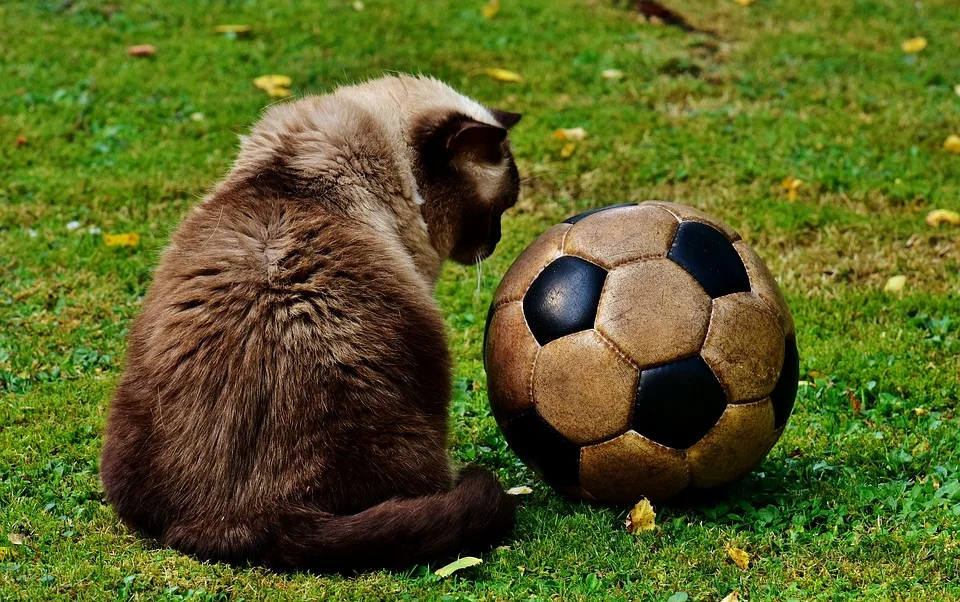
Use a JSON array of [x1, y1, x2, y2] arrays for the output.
[[484, 201, 799, 504]]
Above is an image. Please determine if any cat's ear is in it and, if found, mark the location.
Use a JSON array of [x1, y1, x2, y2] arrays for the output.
[[446, 119, 507, 163], [488, 108, 522, 129]]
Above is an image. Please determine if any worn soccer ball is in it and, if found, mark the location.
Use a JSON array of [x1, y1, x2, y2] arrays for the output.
[[484, 201, 799, 504]]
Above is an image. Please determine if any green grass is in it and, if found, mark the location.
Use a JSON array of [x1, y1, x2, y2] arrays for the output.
[[2, 0, 959, 599]]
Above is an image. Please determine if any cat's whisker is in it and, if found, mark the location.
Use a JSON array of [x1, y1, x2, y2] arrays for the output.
[[474, 251, 483, 298]]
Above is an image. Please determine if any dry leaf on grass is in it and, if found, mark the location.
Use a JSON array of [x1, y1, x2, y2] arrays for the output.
[[214, 24, 252, 35], [560, 142, 577, 159], [480, 68, 523, 83], [506, 486, 533, 495], [625, 498, 656, 534], [254, 74, 293, 98], [554, 127, 587, 141], [127, 44, 156, 57], [901, 37, 927, 53], [781, 176, 803, 200], [720, 591, 741, 602], [733, 0, 754, 5], [434, 556, 482, 577], [16, 135, 28, 147], [353, 1, 365, 10], [726, 545, 750, 569], [7, 533, 26, 545], [104, 233, 140, 247], [482, 0, 500, 19], [943, 135, 960, 154], [602, 69, 624, 80], [926, 209, 960, 227], [884, 275, 906, 293], [955, 84, 960, 97]]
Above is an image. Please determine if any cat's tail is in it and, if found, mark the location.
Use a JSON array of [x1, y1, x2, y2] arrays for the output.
[[163, 466, 515, 573]]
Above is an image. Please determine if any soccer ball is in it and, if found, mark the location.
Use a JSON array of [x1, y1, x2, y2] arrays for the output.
[[484, 201, 799, 504]]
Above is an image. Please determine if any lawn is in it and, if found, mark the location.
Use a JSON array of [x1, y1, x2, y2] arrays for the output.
[[2, 0, 959, 599]]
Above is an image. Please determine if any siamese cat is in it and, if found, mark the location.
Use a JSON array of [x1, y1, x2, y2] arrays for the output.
[[100, 75, 522, 572]]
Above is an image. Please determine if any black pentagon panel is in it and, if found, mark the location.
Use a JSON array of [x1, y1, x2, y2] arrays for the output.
[[523, 256, 607, 345], [634, 355, 727, 449], [499, 407, 581, 489], [482, 301, 496, 365], [564, 203, 638, 225], [771, 338, 800, 429], [667, 221, 751, 299]]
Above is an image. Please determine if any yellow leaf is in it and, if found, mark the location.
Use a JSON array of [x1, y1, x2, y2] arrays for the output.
[[560, 142, 577, 158], [267, 87, 293, 98], [254, 74, 292, 91], [720, 592, 741, 602], [733, 0, 754, 5], [481, 68, 523, 83], [214, 24, 252, 34], [434, 556, 482, 577], [781, 176, 803, 200], [884, 275, 906, 293], [726, 545, 750, 570], [602, 69, 624, 80], [943, 135, 960, 154], [926, 209, 960, 227], [625, 498, 656, 534], [506, 486, 533, 495], [901, 37, 927, 54], [482, 0, 500, 19], [553, 127, 587, 141], [104, 233, 140, 247]]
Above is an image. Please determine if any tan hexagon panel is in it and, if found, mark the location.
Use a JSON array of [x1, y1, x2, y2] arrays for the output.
[[492, 222, 571, 305], [532, 330, 638, 445], [686, 398, 776, 488], [485, 302, 539, 416], [642, 200, 741, 242], [563, 204, 679, 268], [734, 241, 795, 338], [701, 292, 785, 403], [580, 430, 690, 503], [596, 258, 711, 369]]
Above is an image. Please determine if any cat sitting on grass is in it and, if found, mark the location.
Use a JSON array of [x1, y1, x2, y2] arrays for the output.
[[100, 75, 522, 572]]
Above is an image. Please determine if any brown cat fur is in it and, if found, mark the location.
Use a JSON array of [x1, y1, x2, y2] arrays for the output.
[[100, 75, 522, 572]]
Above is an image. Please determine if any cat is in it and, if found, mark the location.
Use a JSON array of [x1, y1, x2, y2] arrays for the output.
[[100, 75, 522, 572]]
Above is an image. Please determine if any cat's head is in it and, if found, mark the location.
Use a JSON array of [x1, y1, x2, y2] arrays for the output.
[[368, 76, 521, 264]]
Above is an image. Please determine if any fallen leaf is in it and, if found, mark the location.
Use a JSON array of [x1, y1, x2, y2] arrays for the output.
[[726, 545, 750, 570], [846, 389, 861, 415], [482, 0, 500, 19], [633, 1, 707, 34], [955, 84, 960, 97], [914, 407, 930, 416], [884, 275, 906, 293], [7, 533, 25, 545], [733, 0, 754, 5], [625, 498, 656, 534], [602, 69, 624, 80], [901, 37, 927, 53], [553, 127, 587, 141], [560, 142, 577, 158], [480, 68, 523, 83], [104, 233, 141, 247], [506, 486, 533, 495], [15, 135, 28, 147], [720, 592, 741, 602], [926, 209, 960, 227], [353, 1, 365, 10], [781, 175, 803, 200], [213, 24, 252, 35], [190, 112, 205, 122], [434, 556, 482, 577], [943, 135, 960, 154], [127, 44, 156, 57], [254, 74, 293, 98]]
